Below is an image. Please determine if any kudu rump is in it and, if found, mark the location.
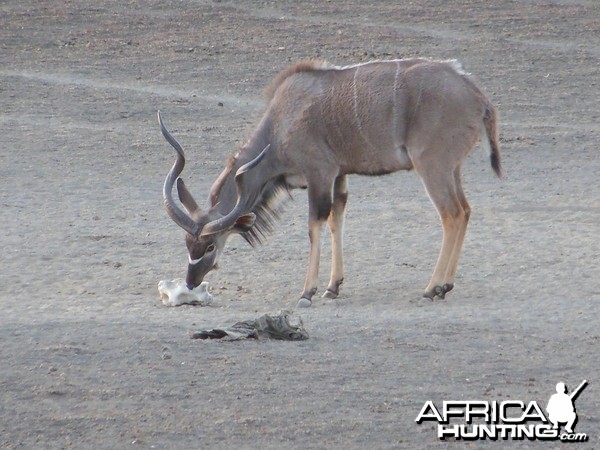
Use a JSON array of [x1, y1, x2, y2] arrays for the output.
[[158, 58, 501, 307]]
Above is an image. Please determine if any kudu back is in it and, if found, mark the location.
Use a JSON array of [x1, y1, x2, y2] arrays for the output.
[[159, 58, 501, 307]]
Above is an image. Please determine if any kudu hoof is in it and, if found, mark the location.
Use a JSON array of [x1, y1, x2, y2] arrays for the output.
[[322, 289, 338, 299], [297, 298, 312, 308], [443, 283, 454, 294], [423, 284, 453, 300]]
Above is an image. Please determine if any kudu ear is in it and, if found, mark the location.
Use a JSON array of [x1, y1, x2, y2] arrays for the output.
[[232, 213, 256, 233], [200, 145, 270, 238], [176, 178, 200, 215]]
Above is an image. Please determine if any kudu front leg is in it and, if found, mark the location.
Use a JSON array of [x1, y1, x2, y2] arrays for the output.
[[298, 183, 333, 308], [298, 220, 325, 308]]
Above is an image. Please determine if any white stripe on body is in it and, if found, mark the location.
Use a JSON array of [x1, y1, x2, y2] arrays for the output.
[[392, 60, 402, 151], [352, 66, 377, 152]]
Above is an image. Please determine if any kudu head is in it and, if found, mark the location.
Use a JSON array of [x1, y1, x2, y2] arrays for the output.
[[157, 111, 269, 289]]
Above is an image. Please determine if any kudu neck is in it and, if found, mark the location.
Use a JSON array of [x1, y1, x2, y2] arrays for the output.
[[212, 118, 279, 218]]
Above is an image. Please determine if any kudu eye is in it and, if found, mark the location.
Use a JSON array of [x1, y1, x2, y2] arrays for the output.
[[206, 244, 216, 253]]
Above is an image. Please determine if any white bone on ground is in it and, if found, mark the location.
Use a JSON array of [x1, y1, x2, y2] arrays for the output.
[[157, 279, 213, 306]]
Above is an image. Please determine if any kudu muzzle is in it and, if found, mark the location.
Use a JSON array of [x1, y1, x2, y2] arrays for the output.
[[186, 252, 217, 290]]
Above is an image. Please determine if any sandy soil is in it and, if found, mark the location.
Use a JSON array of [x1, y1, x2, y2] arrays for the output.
[[1, 0, 598, 448]]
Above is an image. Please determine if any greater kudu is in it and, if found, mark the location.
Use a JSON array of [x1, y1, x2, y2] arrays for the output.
[[158, 58, 501, 307]]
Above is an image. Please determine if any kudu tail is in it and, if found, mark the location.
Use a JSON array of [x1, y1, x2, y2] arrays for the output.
[[481, 103, 502, 178]]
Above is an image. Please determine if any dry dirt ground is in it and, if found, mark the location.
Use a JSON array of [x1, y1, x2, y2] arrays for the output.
[[1, 1, 599, 448]]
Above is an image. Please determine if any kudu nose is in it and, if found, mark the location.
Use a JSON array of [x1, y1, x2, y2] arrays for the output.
[[185, 271, 198, 291]]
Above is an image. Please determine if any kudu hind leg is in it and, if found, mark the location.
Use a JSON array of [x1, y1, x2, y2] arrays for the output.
[[323, 175, 348, 299], [442, 168, 471, 291], [417, 165, 467, 299]]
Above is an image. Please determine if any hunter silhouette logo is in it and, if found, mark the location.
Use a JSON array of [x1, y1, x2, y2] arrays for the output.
[[416, 380, 589, 442], [547, 380, 587, 434]]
